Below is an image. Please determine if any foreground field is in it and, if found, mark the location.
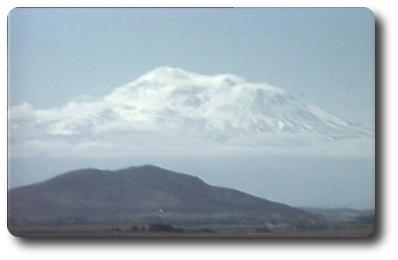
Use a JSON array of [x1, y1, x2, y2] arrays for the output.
[[8, 209, 374, 238]]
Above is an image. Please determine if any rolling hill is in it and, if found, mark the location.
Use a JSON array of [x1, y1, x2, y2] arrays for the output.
[[8, 165, 316, 221]]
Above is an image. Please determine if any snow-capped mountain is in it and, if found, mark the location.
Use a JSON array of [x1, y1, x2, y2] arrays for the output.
[[102, 67, 370, 139], [9, 67, 373, 157]]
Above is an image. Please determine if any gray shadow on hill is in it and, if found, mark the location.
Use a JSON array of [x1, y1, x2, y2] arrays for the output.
[[10, 12, 384, 247]]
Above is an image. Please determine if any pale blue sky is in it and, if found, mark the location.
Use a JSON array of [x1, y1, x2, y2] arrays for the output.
[[8, 8, 375, 209], [9, 8, 374, 123]]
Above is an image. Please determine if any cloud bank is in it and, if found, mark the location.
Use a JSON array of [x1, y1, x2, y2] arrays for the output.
[[9, 67, 374, 158]]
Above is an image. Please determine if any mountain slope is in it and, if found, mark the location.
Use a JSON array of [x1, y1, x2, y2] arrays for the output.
[[8, 165, 315, 222]]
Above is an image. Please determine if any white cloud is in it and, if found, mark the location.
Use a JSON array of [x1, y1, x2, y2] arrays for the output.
[[8, 67, 374, 159]]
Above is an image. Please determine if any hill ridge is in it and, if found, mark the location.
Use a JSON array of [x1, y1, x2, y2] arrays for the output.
[[8, 165, 316, 222]]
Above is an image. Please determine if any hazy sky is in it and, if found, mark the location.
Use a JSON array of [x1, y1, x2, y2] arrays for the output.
[[8, 8, 375, 209]]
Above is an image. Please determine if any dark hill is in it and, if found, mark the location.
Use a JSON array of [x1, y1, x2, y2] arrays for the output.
[[8, 165, 316, 222]]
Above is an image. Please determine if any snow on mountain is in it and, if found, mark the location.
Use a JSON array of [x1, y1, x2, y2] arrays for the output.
[[8, 67, 373, 158], [104, 67, 370, 139]]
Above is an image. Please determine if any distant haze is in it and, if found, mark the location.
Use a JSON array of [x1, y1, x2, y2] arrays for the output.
[[8, 8, 375, 209]]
